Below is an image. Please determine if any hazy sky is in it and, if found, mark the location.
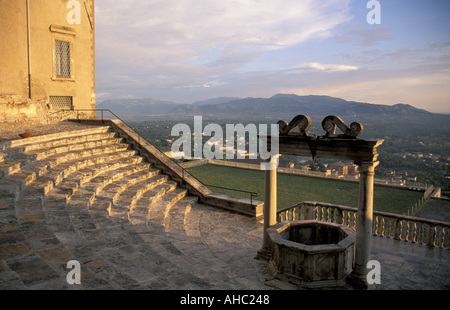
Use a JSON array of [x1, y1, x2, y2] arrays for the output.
[[95, 0, 450, 113]]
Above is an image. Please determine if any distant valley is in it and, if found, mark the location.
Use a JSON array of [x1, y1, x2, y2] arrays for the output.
[[97, 94, 450, 136], [97, 94, 450, 192]]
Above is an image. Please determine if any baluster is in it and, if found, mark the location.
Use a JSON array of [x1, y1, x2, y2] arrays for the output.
[[343, 210, 349, 227], [415, 222, 422, 244], [278, 212, 283, 223], [329, 207, 334, 223], [317, 206, 322, 222], [405, 221, 411, 242], [402, 220, 408, 241], [437, 226, 445, 248], [445, 227, 450, 249], [336, 209, 343, 225], [394, 218, 401, 240], [297, 205, 303, 221], [411, 222, 418, 243], [403, 220, 409, 241], [347, 211, 353, 229], [380, 217, 386, 237], [377, 216, 382, 236], [351, 212, 357, 230], [420, 222, 426, 245], [372, 216, 378, 236], [399, 220, 404, 240], [384, 217, 391, 238], [411, 222, 417, 243], [375, 216, 381, 236], [426, 224, 436, 247]]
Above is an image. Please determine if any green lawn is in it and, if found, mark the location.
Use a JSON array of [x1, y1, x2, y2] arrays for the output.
[[186, 164, 424, 214]]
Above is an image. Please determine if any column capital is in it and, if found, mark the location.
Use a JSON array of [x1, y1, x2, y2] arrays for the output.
[[355, 161, 379, 172]]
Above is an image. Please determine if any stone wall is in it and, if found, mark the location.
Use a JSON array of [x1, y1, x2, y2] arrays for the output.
[[0, 94, 48, 125], [0, 94, 95, 129], [0, 0, 96, 126]]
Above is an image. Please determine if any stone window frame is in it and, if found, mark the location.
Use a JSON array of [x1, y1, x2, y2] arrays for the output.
[[50, 25, 76, 81]]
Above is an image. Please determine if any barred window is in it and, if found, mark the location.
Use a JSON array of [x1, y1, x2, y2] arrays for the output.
[[49, 96, 73, 110], [55, 40, 71, 78]]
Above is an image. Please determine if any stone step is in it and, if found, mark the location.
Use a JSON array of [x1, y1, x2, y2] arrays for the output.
[[64, 152, 144, 186], [129, 181, 178, 221], [164, 196, 199, 235], [0, 161, 22, 176], [0, 143, 132, 185], [41, 150, 142, 186], [98, 169, 162, 206], [28, 138, 124, 162], [33, 143, 132, 171], [113, 174, 170, 211], [0, 126, 111, 149], [81, 163, 155, 195], [3, 131, 117, 160], [148, 187, 189, 225], [18, 132, 118, 153]]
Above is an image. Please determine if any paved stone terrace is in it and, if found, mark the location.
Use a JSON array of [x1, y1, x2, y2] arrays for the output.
[[0, 121, 449, 290]]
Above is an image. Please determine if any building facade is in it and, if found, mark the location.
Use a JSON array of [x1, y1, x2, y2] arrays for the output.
[[0, 0, 95, 122]]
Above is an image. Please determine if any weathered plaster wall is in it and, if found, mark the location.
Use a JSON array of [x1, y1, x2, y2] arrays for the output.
[[0, 0, 96, 123]]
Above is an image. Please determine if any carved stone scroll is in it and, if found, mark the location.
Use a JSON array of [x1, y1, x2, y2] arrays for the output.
[[322, 115, 363, 138], [277, 115, 312, 137], [278, 114, 363, 139]]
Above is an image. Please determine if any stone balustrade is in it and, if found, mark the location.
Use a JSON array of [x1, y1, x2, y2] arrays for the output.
[[277, 201, 450, 249]]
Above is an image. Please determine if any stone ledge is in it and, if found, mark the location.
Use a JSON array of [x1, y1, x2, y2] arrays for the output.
[[203, 193, 264, 219]]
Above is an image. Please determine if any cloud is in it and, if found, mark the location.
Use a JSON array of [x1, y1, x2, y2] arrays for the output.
[[95, 0, 353, 98], [293, 62, 358, 72], [101, 0, 352, 49]]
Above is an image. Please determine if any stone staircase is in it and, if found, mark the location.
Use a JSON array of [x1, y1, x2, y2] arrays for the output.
[[0, 122, 271, 290]]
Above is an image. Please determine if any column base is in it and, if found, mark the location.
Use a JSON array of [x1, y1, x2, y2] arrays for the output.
[[346, 266, 368, 289]]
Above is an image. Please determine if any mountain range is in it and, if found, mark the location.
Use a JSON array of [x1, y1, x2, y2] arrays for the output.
[[97, 94, 450, 135]]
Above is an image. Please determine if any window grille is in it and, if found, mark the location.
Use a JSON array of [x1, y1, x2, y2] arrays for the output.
[[55, 40, 71, 78], [49, 96, 73, 110]]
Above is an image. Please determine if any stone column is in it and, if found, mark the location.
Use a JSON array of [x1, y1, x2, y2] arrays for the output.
[[348, 161, 378, 288], [256, 155, 279, 259]]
